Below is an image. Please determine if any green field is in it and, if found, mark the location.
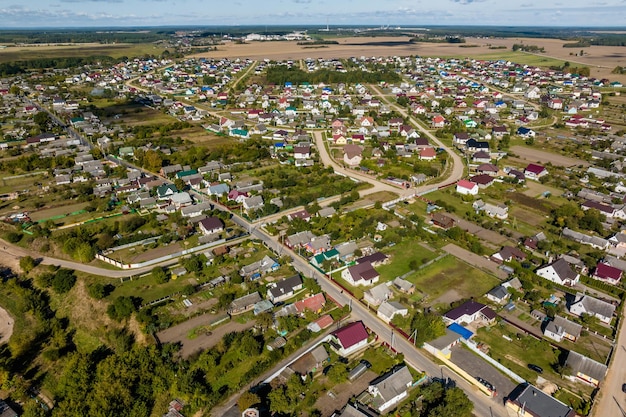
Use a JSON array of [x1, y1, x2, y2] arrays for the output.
[[428, 51, 567, 69], [0, 43, 167, 63], [408, 255, 500, 306], [377, 240, 439, 280]]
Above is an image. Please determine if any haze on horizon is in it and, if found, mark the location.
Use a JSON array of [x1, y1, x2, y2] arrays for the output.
[[1, 0, 626, 29]]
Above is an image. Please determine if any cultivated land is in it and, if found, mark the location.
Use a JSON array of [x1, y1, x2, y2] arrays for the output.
[[511, 145, 590, 168], [192, 36, 626, 83], [0, 42, 167, 62]]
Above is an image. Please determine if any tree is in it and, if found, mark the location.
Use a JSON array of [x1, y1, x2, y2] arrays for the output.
[[107, 296, 137, 321], [256, 312, 274, 330], [33, 111, 51, 129], [238, 391, 260, 412], [19, 256, 36, 273], [88, 282, 112, 299], [151, 266, 169, 284], [52, 269, 77, 294], [410, 312, 446, 347], [327, 363, 348, 384]]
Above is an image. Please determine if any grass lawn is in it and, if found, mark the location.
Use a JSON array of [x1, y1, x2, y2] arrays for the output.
[[29, 201, 90, 222], [407, 255, 500, 305], [107, 271, 197, 304], [422, 189, 471, 214], [474, 323, 561, 384], [429, 51, 567, 69], [0, 171, 48, 195], [377, 240, 438, 281], [359, 345, 404, 375]]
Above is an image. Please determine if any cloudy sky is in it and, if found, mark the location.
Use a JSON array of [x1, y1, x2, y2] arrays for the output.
[[1, 0, 625, 28]]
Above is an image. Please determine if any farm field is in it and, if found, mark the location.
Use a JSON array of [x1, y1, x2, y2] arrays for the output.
[[192, 36, 626, 84], [0, 42, 166, 63], [511, 145, 590, 168], [28, 201, 90, 222]]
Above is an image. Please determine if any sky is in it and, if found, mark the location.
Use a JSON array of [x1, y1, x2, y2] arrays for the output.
[[1, 0, 626, 28]]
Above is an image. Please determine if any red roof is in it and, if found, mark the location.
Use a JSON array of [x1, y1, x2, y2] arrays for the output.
[[295, 293, 326, 313], [332, 321, 368, 349], [313, 314, 334, 330], [420, 148, 437, 158], [595, 262, 622, 281], [525, 163, 545, 175], [457, 179, 477, 190]]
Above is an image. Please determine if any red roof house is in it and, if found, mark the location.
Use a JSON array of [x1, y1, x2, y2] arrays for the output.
[[593, 262, 622, 285], [331, 321, 369, 355], [524, 163, 548, 179]]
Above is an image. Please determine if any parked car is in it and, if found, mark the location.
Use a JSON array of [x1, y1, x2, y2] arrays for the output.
[[528, 364, 543, 373], [622, 383, 626, 393], [475, 376, 495, 391]]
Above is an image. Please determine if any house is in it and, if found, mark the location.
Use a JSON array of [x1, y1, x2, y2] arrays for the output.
[[543, 315, 582, 342], [239, 255, 279, 279], [308, 314, 334, 333], [536, 258, 580, 286], [368, 366, 413, 413], [288, 209, 311, 222], [363, 283, 392, 306], [0, 400, 17, 417], [506, 384, 576, 417], [288, 345, 329, 377], [330, 321, 369, 356], [419, 147, 437, 161], [267, 275, 303, 303], [198, 217, 224, 235], [377, 301, 408, 323], [393, 277, 415, 294], [228, 292, 262, 315], [286, 230, 315, 248], [476, 163, 498, 176], [423, 327, 462, 358], [569, 293, 615, 324], [431, 212, 455, 229], [343, 144, 363, 166], [170, 192, 193, 209], [565, 351, 607, 387], [207, 183, 230, 196], [341, 261, 380, 286], [524, 163, 548, 180], [432, 115, 445, 128], [443, 300, 496, 325], [294, 293, 326, 314], [516, 127, 536, 138], [470, 174, 495, 188], [490, 246, 526, 264], [486, 285, 510, 304], [156, 184, 177, 200], [243, 195, 264, 211], [181, 201, 213, 218], [592, 262, 622, 285], [456, 179, 478, 195], [335, 404, 378, 417], [160, 164, 183, 177]]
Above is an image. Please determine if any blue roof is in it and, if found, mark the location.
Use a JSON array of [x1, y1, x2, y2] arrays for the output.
[[448, 323, 473, 340]]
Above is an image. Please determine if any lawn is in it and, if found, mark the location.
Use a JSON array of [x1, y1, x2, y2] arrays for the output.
[[407, 255, 500, 306], [0, 171, 48, 195], [29, 201, 91, 222], [430, 51, 567, 69], [107, 271, 197, 305], [359, 345, 405, 375], [377, 240, 439, 281]]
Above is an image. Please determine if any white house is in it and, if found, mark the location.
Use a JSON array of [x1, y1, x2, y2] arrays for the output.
[[341, 261, 380, 286], [198, 217, 224, 235], [456, 179, 478, 196], [377, 301, 409, 324], [569, 293, 615, 325], [536, 259, 580, 286], [443, 301, 496, 325], [543, 315, 582, 342], [367, 366, 413, 413], [330, 321, 369, 356]]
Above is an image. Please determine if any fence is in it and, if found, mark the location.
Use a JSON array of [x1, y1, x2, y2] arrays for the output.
[[96, 238, 227, 270]]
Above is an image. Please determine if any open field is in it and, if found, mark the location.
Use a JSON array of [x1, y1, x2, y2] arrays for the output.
[[511, 145, 590, 168], [0, 42, 166, 63], [192, 36, 626, 84], [29, 201, 90, 222]]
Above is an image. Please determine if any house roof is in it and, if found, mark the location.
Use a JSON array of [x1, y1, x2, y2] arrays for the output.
[[457, 179, 477, 190], [444, 300, 496, 321], [357, 252, 388, 265], [269, 275, 303, 299], [582, 200, 614, 214], [348, 261, 379, 282], [377, 301, 407, 318], [551, 315, 582, 338], [295, 293, 326, 313], [366, 283, 393, 302], [594, 262, 622, 281], [332, 321, 369, 349], [448, 323, 474, 340], [525, 163, 546, 175], [572, 293, 616, 319], [289, 345, 329, 375], [199, 216, 223, 232], [370, 365, 413, 404], [313, 314, 334, 330], [470, 174, 494, 185], [541, 259, 578, 282], [565, 351, 607, 382], [420, 147, 436, 157], [508, 384, 575, 417], [428, 327, 462, 350], [488, 285, 509, 300], [477, 163, 498, 172]]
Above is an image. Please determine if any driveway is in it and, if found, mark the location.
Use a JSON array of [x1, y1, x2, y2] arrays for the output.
[[450, 344, 518, 400]]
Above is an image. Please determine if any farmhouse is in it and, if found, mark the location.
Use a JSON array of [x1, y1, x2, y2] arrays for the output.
[[341, 261, 380, 286], [524, 163, 548, 180], [565, 351, 607, 387], [569, 293, 615, 325], [367, 366, 413, 413], [543, 315, 582, 342]]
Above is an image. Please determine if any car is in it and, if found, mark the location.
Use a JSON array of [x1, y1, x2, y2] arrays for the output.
[[622, 383, 626, 393], [475, 377, 495, 392], [360, 359, 372, 369], [528, 364, 543, 373]]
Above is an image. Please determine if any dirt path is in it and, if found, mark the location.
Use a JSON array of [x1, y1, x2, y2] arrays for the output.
[[0, 306, 14, 345]]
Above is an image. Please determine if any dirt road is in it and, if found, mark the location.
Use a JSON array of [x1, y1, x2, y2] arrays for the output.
[[0, 306, 14, 345]]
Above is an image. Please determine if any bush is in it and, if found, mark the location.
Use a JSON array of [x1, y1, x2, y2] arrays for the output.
[[5, 232, 22, 243], [88, 282, 113, 299], [107, 296, 137, 321], [52, 269, 77, 294]]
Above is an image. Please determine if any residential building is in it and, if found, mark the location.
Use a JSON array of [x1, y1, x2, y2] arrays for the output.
[[267, 275, 303, 303], [456, 179, 478, 195], [565, 351, 607, 387], [506, 384, 576, 417], [377, 301, 408, 323], [524, 163, 548, 180], [341, 261, 380, 286], [330, 321, 369, 356], [543, 315, 582, 342], [198, 217, 224, 235], [363, 283, 392, 306], [368, 366, 413, 413], [569, 293, 615, 324], [536, 259, 580, 286], [443, 300, 496, 325], [592, 262, 622, 285]]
